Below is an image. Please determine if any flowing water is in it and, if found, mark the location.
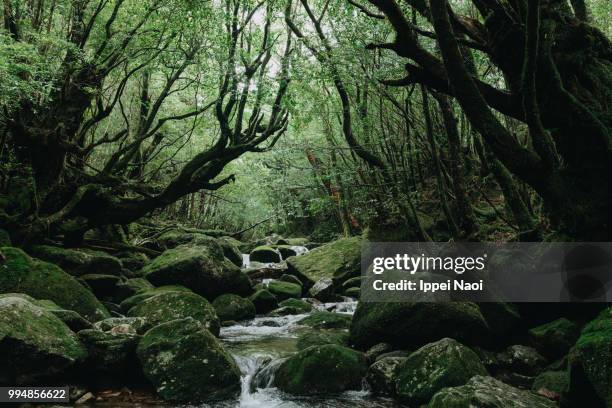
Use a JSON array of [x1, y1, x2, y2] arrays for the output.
[[200, 247, 401, 408]]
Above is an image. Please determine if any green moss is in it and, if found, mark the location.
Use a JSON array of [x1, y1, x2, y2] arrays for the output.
[[212, 294, 255, 321], [395, 338, 487, 405], [296, 330, 348, 350], [298, 311, 351, 329], [532, 371, 569, 394], [286, 237, 361, 285], [274, 344, 367, 394], [136, 318, 240, 402], [30, 245, 122, 276], [218, 237, 243, 267], [128, 291, 220, 336], [344, 287, 360, 298], [0, 296, 87, 383], [278, 298, 312, 313], [250, 246, 281, 263], [266, 280, 302, 300], [249, 289, 278, 314], [0, 247, 109, 322], [119, 285, 190, 313], [529, 318, 580, 358]]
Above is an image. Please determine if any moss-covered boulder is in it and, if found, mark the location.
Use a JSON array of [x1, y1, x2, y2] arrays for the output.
[[273, 245, 298, 259], [93, 316, 148, 335], [78, 328, 140, 382], [266, 280, 301, 301], [0, 296, 87, 384], [212, 294, 256, 322], [286, 237, 361, 286], [127, 291, 220, 336], [278, 298, 312, 313], [308, 277, 336, 302], [298, 311, 351, 329], [30, 245, 123, 276], [349, 301, 489, 350], [114, 278, 154, 302], [496, 345, 547, 377], [274, 344, 368, 394], [367, 356, 406, 395], [250, 246, 282, 263], [344, 287, 360, 298], [218, 236, 244, 267], [137, 318, 240, 402], [529, 318, 580, 359], [395, 338, 487, 405], [567, 307, 611, 407], [249, 289, 278, 314], [119, 285, 191, 313], [115, 251, 150, 273], [142, 245, 252, 300], [0, 247, 110, 322], [428, 375, 556, 408], [296, 330, 348, 350], [532, 371, 569, 395], [279, 273, 303, 286]]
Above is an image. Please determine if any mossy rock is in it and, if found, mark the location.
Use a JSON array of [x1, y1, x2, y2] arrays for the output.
[[298, 311, 351, 329], [296, 330, 348, 350], [344, 287, 360, 298], [529, 318, 580, 359], [142, 245, 252, 300], [218, 236, 244, 267], [127, 291, 220, 336], [308, 277, 336, 302], [342, 276, 362, 289], [428, 375, 556, 408], [395, 338, 488, 405], [274, 344, 368, 394], [349, 301, 489, 350], [496, 345, 548, 377], [532, 371, 569, 395], [367, 356, 407, 395], [0, 296, 87, 384], [278, 273, 303, 287], [115, 251, 150, 273], [30, 245, 123, 276], [154, 230, 201, 250], [249, 289, 278, 314], [286, 237, 361, 286], [114, 278, 154, 302], [567, 307, 612, 407], [266, 280, 301, 301], [93, 316, 148, 335], [78, 328, 140, 380], [137, 318, 240, 402], [212, 294, 256, 322], [273, 245, 298, 259], [119, 285, 191, 313], [278, 298, 312, 313], [250, 246, 281, 263], [0, 247, 110, 322]]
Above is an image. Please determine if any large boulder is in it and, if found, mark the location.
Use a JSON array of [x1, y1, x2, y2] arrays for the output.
[[0, 296, 87, 384], [367, 356, 406, 395], [395, 338, 488, 405], [274, 344, 368, 394], [212, 294, 256, 322], [0, 247, 110, 322], [428, 375, 556, 408], [286, 237, 361, 286], [278, 298, 312, 313], [218, 236, 244, 267], [127, 290, 220, 336], [113, 278, 154, 302], [137, 318, 240, 402], [298, 311, 351, 329], [296, 330, 349, 350], [142, 245, 252, 300], [529, 318, 580, 359], [349, 301, 490, 350], [249, 289, 278, 314], [250, 246, 282, 263], [30, 245, 123, 276], [266, 280, 301, 301], [496, 345, 547, 377], [308, 277, 337, 302], [119, 285, 191, 313], [567, 307, 611, 407]]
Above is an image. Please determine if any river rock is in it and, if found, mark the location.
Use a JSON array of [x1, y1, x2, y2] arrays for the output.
[[249, 289, 278, 314], [365, 343, 393, 362], [344, 287, 360, 298], [395, 338, 488, 405], [529, 318, 580, 359], [532, 371, 569, 396], [127, 290, 220, 336], [298, 311, 351, 329], [279, 273, 303, 286], [496, 345, 547, 377], [113, 278, 154, 302], [278, 298, 312, 313], [212, 294, 256, 321], [308, 277, 337, 302], [567, 307, 611, 407], [296, 330, 349, 350], [428, 375, 556, 408], [78, 328, 140, 382], [93, 316, 148, 335], [0, 296, 87, 384], [286, 236, 361, 286], [30, 245, 123, 276], [137, 318, 240, 402], [218, 236, 244, 267], [366, 356, 406, 395], [0, 247, 110, 322], [119, 285, 191, 313], [250, 246, 282, 263], [274, 344, 368, 394], [115, 251, 150, 273], [349, 301, 489, 350], [142, 245, 252, 300], [266, 280, 301, 300]]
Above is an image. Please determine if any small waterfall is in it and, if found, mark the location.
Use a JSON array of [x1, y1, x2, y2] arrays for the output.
[[290, 245, 309, 256], [242, 253, 251, 268]]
